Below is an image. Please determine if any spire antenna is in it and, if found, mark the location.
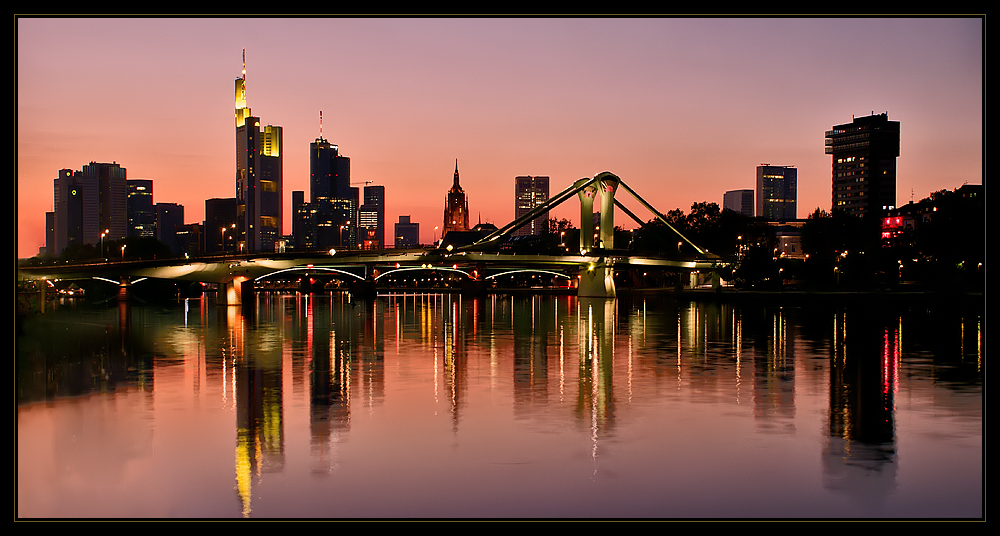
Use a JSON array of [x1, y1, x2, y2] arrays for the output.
[[319, 110, 323, 138], [242, 48, 246, 80]]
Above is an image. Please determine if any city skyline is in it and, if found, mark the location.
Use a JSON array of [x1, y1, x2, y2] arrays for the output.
[[17, 17, 983, 258]]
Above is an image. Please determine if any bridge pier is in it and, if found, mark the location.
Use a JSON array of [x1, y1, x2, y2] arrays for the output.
[[219, 277, 253, 306], [578, 262, 616, 298]]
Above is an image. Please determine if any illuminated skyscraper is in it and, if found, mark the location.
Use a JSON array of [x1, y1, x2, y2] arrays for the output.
[[443, 160, 469, 236], [359, 185, 385, 249], [756, 165, 797, 221], [513, 175, 549, 236], [826, 113, 900, 218], [235, 51, 283, 253]]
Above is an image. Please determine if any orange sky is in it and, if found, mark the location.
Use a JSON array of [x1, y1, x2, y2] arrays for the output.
[[17, 17, 983, 258]]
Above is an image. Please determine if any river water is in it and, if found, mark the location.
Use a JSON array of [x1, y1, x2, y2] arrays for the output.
[[16, 292, 983, 519]]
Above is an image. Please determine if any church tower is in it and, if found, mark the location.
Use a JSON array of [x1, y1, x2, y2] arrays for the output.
[[442, 159, 469, 236]]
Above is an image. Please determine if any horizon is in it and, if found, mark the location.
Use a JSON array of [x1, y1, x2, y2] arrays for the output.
[[16, 16, 983, 258]]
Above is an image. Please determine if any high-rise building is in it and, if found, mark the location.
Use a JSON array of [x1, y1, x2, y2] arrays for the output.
[[309, 134, 357, 249], [825, 113, 900, 218], [156, 202, 184, 255], [359, 185, 385, 249], [513, 176, 549, 236], [235, 52, 283, 253], [756, 165, 797, 221], [394, 215, 420, 248], [51, 162, 127, 255], [127, 179, 155, 238], [443, 160, 469, 236], [724, 189, 754, 217]]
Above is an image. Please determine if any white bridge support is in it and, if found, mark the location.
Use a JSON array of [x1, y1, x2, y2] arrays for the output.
[[577, 172, 622, 298]]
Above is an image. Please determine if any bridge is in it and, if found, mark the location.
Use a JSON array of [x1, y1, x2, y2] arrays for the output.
[[19, 172, 724, 302]]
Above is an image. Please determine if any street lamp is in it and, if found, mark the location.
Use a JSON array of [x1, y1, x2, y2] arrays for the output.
[[101, 229, 109, 259]]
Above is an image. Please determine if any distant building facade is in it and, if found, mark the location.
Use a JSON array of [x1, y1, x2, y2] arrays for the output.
[[156, 202, 184, 255], [205, 197, 238, 253], [724, 189, 754, 217], [394, 215, 420, 248], [826, 113, 900, 218], [513, 176, 549, 236], [756, 165, 797, 221]]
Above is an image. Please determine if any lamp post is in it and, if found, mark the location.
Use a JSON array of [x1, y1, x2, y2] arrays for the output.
[[101, 229, 109, 260]]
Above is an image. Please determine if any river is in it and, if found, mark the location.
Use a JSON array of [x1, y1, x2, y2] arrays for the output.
[[16, 291, 983, 519]]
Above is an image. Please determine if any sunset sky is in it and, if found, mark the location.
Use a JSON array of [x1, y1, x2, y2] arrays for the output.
[[16, 16, 983, 258]]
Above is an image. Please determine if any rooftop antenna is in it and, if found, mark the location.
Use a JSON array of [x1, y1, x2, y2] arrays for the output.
[[319, 110, 323, 138], [242, 48, 246, 80]]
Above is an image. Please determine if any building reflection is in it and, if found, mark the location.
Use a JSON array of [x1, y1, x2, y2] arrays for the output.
[[823, 309, 899, 501], [228, 302, 285, 518]]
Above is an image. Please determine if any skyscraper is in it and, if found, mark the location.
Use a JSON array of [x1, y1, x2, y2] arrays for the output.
[[156, 202, 184, 255], [756, 165, 797, 220], [359, 185, 385, 250], [235, 51, 283, 253], [127, 179, 155, 238], [310, 131, 356, 249], [724, 189, 755, 217], [443, 160, 469, 236], [825, 113, 900, 218], [51, 162, 127, 255], [513, 175, 549, 236]]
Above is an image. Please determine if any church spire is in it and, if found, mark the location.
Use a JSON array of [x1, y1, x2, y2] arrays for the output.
[[454, 159, 460, 188]]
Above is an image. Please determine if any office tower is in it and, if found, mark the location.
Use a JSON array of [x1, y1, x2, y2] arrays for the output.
[[359, 185, 385, 249], [724, 189, 755, 217], [756, 165, 797, 221], [394, 216, 420, 248], [310, 116, 357, 249], [156, 202, 184, 255], [443, 160, 469, 236], [235, 52, 283, 253], [513, 176, 550, 236], [825, 112, 900, 218], [205, 197, 238, 253], [127, 179, 155, 238], [51, 162, 127, 255]]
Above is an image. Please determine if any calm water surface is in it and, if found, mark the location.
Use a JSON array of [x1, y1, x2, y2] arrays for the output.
[[16, 292, 983, 519]]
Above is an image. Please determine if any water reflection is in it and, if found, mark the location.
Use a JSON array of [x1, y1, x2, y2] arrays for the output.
[[16, 292, 983, 518]]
